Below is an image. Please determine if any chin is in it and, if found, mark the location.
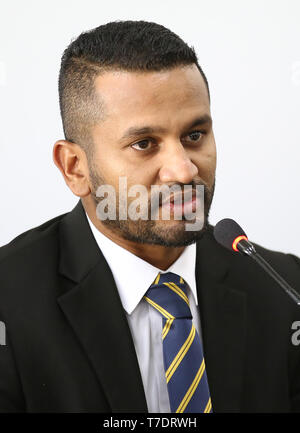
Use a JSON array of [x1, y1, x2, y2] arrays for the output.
[[147, 222, 207, 247]]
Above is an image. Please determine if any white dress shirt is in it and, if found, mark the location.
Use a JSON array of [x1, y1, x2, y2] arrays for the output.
[[86, 213, 201, 413]]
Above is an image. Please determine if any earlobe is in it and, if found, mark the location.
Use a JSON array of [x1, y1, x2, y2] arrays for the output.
[[52, 140, 91, 197]]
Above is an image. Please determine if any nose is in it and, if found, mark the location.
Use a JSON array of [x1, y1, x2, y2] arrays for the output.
[[158, 142, 198, 184]]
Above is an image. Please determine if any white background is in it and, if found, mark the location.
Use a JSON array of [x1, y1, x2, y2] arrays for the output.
[[0, 0, 299, 256]]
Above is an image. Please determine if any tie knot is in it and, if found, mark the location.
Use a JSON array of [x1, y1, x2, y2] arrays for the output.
[[144, 272, 192, 319]]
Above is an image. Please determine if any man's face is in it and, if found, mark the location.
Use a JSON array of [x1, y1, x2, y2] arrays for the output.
[[88, 64, 216, 247]]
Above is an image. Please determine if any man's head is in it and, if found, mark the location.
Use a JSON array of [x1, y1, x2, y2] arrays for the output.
[[54, 20, 216, 248], [58, 20, 210, 153]]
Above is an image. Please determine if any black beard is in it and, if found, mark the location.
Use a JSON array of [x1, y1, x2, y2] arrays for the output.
[[89, 168, 215, 247]]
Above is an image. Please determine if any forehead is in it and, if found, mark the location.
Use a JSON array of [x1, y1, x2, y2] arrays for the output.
[[93, 65, 210, 125]]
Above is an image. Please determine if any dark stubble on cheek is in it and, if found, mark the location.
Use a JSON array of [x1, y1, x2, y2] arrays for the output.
[[89, 164, 215, 247]]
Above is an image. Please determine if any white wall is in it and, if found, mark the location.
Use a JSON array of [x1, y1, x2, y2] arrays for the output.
[[0, 0, 299, 256]]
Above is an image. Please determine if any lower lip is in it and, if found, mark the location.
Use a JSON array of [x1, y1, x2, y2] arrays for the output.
[[162, 197, 197, 214]]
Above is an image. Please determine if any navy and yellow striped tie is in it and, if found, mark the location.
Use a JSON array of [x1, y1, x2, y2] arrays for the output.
[[144, 271, 212, 413]]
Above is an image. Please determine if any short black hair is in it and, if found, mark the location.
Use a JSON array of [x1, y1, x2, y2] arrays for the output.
[[58, 20, 210, 152]]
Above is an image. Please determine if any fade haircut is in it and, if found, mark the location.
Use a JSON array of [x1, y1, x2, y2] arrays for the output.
[[58, 20, 210, 155]]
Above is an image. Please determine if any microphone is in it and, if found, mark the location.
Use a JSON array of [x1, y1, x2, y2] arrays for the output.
[[213, 218, 300, 306]]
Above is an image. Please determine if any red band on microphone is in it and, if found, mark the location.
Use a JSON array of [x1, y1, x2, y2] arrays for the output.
[[232, 235, 248, 251]]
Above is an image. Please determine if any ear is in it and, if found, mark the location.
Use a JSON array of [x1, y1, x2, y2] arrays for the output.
[[52, 140, 91, 197]]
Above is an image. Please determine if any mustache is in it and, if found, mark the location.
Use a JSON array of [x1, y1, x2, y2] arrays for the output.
[[92, 178, 211, 211], [154, 180, 209, 206]]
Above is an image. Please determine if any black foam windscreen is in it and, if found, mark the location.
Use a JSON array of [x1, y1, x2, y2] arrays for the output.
[[213, 218, 247, 251]]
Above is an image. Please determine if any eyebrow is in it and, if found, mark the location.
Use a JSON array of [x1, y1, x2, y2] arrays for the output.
[[120, 114, 212, 141]]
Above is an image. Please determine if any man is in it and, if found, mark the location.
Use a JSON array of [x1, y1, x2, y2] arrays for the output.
[[0, 20, 300, 413]]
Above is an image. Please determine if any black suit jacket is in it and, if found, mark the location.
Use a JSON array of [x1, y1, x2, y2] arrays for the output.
[[0, 200, 300, 413]]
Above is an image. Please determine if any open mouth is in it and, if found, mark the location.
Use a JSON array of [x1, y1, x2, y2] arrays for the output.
[[160, 190, 198, 213]]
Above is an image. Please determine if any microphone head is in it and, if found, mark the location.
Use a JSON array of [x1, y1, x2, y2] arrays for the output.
[[213, 218, 248, 252]]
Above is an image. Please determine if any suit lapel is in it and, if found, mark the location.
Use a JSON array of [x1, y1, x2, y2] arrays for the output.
[[57, 201, 148, 412], [195, 229, 247, 412]]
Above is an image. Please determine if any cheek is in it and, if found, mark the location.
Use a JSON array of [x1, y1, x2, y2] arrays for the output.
[[92, 147, 153, 194], [201, 138, 216, 169], [91, 145, 122, 181], [193, 147, 216, 183]]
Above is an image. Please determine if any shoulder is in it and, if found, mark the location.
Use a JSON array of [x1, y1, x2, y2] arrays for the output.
[[200, 225, 300, 301], [0, 211, 69, 308], [204, 224, 300, 273], [254, 242, 300, 280], [0, 211, 68, 265]]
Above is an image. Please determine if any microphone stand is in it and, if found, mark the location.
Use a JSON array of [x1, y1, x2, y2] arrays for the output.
[[237, 239, 300, 306]]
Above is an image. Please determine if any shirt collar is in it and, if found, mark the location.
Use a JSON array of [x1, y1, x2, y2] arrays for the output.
[[86, 213, 198, 314]]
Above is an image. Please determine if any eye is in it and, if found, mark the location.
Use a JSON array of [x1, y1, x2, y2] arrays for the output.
[[131, 139, 154, 151], [184, 130, 204, 143]]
